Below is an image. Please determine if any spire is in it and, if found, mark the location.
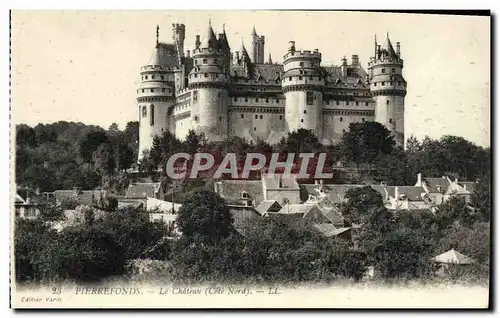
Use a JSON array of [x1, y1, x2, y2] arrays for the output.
[[156, 25, 159, 46], [383, 33, 397, 60], [203, 20, 217, 48], [252, 25, 257, 36], [374, 34, 377, 57], [268, 53, 273, 64]]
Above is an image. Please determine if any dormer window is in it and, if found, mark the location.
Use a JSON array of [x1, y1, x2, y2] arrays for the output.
[[241, 191, 249, 199]]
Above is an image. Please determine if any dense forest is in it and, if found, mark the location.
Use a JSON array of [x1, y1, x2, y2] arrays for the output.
[[15, 121, 139, 193]]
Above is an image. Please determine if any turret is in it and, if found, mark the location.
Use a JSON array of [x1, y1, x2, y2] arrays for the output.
[[281, 41, 325, 138], [172, 23, 185, 59], [368, 33, 407, 146], [187, 21, 230, 141], [251, 26, 265, 64], [137, 26, 177, 161]]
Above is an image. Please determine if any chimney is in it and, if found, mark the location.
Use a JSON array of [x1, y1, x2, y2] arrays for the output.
[[195, 35, 201, 49], [319, 179, 324, 186], [417, 172, 422, 185], [289, 41, 296, 53], [396, 42, 401, 58], [314, 180, 319, 186], [341, 56, 348, 77], [351, 54, 359, 66], [394, 187, 400, 200], [186, 50, 190, 58], [278, 178, 283, 188], [234, 51, 240, 64], [73, 187, 81, 196], [455, 178, 458, 183], [314, 48, 319, 53]]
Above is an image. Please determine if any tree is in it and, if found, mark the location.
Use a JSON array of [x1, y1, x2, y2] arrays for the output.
[[14, 219, 57, 282], [16, 124, 37, 147], [276, 128, 322, 154], [80, 131, 109, 163], [35, 226, 126, 282], [341, 186, 386, 226], [176, 190, 234, 244], [340, 122, 395, 168], [115, 138, 135, 171], [93, 142, 116, 180], [470, 172, 491, 222], [183, 129, 203, 154]]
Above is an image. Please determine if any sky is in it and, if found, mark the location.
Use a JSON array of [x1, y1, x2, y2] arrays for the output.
[[10, 10, 490, 146]]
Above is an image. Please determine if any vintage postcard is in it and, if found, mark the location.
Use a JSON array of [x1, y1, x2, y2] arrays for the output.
[[10, 10, 491, 309]]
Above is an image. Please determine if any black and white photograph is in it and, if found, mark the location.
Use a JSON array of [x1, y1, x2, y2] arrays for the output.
[[10, 10, 491, 308]]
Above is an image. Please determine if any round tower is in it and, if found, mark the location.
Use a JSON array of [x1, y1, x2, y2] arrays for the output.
[[281, 41, 325, 138], [137, 26, 176, 161], [368, 34, 407, 146], [187, 22, 229, 141]]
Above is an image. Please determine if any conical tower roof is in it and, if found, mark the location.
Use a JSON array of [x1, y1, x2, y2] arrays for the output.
[[383, 34, 398, 60], [202, 20, 217, 49]]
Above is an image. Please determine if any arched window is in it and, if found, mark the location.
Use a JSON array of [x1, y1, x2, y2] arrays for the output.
[[150, 105, 155, 126], [142, 106, 147, 118]]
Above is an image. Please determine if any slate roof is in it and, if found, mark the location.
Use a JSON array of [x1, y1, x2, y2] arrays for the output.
[[125, 183, 162, 199], [146, 42, 180, 67], [371, 185, 427, 202], [215, 180, 264, 205], [303, 184, 364, 205], [445, 183, 471, 196], [277, 203, 315, 215], [227, 205, 261, 227], [54, 189, 106, 206], [422, 177, 451, 193], [459, 181, 478, 193]]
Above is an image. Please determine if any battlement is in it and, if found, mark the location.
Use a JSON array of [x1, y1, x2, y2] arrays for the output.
[[368, 58, 404, 68], [283, 49, 322, 62], [172, 23, 185, 31], [191, 47, 224, 56], [141, 65, 180, 72], [188, 73, 229, 83]]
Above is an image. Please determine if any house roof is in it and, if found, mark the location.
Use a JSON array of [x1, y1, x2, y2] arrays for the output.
[[125, 183, 162, 199], [433, 249, 474, 264], [54, 189, 105, 206], [215, 180, 264, 205], [262, 174, 299, 190], [227, 205, 261, 227], [303, 184, 364, 205], [117, 201, 144, 210], [313, 224, 352, 237], [321, 207, 345, 224], [255, 200, 280, 215], [445, 183, 471, 196], [278, 203, 315, 215], [371, 185, 427, 202], [459, 181, 477, 193], [146, 198, 181, 212], [422, 177, 451, 193]]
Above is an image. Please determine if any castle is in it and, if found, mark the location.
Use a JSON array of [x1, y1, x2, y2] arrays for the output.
[[137, 21, 407, 160]]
